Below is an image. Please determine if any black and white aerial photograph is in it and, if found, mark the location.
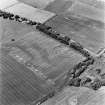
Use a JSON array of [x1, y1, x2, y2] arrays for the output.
[[0, 0, 105, 105]]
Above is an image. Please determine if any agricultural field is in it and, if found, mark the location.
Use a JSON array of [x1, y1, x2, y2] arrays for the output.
[[0, 14, 85, 105]]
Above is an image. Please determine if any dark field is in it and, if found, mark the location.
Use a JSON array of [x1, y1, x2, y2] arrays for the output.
[[45, 0, 74, 14], [18, 0, 55, 9], [45, 14, 105, 54]]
